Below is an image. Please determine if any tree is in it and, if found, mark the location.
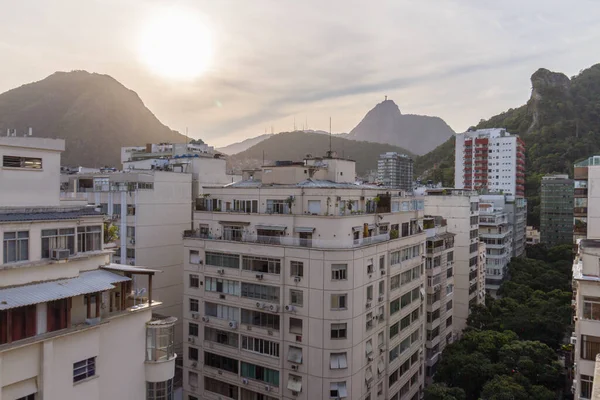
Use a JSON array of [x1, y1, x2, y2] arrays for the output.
[[424, 383, 466, 400], [480, 376, 529, 400], [103, 222, 119, 244]]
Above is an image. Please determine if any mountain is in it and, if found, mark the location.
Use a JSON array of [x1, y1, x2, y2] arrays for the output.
[[217, 129, 332, 155], [0, 70, 186, 167], [227, 131, 415, 176], [345, 99, 455, 155], [418, 63, 600, 227]]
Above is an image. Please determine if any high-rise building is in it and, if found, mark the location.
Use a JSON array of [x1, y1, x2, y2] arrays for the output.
[[0, 137, 175, 399], [540, 174, 574, 247], [183, 154, 426, 400], [377, 152, 414, 191], [454, 128, 526, 197], [573, 156, 600, 243], [423, 189, 485, 334], [423, 216, 455, 384]]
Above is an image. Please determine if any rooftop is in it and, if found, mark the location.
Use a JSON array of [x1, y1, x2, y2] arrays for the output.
[[0, 136, 65, 152], [0, 205, 101, 222], [219, 178, 384, 190], [575, 155, 600, 168]]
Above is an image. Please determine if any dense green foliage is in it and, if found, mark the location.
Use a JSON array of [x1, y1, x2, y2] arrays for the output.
[[429, 244, 573, 400], [414, 136, 455, 186], [417, 63, 600, 227]]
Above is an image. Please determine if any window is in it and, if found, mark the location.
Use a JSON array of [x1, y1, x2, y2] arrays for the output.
[[366, 312, 374, 329], [189, 371, 198, 387], [189, 274, 199, 288], [241, 362, 280, 386], [241, 309, 280, 330], [233, 199, 258, 213], [205, 352, 239, 374], [331, 264, 347, 280], [223, 225, 243, 241], [16, 395, 35, 400], [242, 336, 280, 357], [205, 377, 238, 400], [206, 251, 239, 269], [379, 281, 385, 297], [390, 322, 399, 339], [446, 316, 452, 328], [446, 300, 453, 311], [205, 302, 239, 321], [190, 299, 199, 312], [331, 323, 347, 339], [205, 327, 239, 347], [290, 318, 303, 334], [331, 294, 347, 310], [330, 382, 348, 399], [189, 323, 199, 337], [242, 282, 280, 301], [584, 297, 600, 320], [307, 200, 321, 214], [390, 274, 400, 290], [366, 286, 373, 301], [290, 290, 303, 306], [330, 352, 348, 369], [1, 305, 36, 343], [581, 375, 593, 399], [242, 256, 281, 274], [77, 226, 102, 252], [206, 277, 240, 295], [188, 346, 199, 361], [291, 261, 304, 277], [288, 346, 303, 363], [288, 374, 303, 393], [3, 231, 29, 263], [146, 324, 175, 362], [146, 378, 173, 400], [73, 357, 96, 383], [41, 228, 75, 258], [189, 250, 201, 264], [366, 339, 373, 356], [3, 155, 42, 169]]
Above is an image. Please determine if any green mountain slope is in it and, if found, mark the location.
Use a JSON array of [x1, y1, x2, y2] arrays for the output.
[[0, 70, 186, 167], [418, 63, 600, 227], [227, 131, 415, 176]]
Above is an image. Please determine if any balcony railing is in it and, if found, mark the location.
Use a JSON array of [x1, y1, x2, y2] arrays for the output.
[[184, 231, 392, 249]]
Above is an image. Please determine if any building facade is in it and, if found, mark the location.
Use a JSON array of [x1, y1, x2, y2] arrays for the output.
[[574, 156, 600, 243], [423, 189, 485, 335], [423, 217, 455, 384], [183, 156, 427, 400], [454, 128, 526, 197], [540, 174, 574, 247], [0, 137, 175, 400], [377, 152, 414, 192], [526, 226, 540, 246]]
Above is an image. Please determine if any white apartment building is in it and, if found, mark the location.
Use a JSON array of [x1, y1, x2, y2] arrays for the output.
[[423, 189, 485, 334], [478, 197, 513, 298], [182, 156, 427, 400], [455, 128, 526, 197], [0, 137, 175, 400], [423, 217, 455, 384]]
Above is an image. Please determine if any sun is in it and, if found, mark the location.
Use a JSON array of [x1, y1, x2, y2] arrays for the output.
[[138, 7, 214, 81]]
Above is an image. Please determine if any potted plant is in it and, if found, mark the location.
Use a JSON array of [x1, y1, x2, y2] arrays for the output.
[[285, 196, 295, 213], [390, 229, 399, 239]]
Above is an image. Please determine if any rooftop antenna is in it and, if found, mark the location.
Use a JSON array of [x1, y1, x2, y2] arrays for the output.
[[305, 116, 308, 131], [329, 117, 332, 155]]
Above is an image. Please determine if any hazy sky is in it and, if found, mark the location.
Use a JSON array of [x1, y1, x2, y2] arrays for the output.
[[1, 0, 600, 147]]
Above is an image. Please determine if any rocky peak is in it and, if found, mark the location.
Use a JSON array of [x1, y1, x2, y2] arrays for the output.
[[527, 68, 572, 132]]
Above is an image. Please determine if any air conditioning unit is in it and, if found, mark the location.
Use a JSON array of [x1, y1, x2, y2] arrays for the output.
[[366, 302, 372, 308], [367, 266, 374, 274], [191, 361, 198, 368], [242, 378, 249, 385], [380, 347, 385, 353], [217, 268, 225, 275], [229, 320, 238, 329], [200, 316, 209, 322], [51, 248, 70, 261], [188, 337, 195, 343], [256, 302, 264, 308], [269, 304, 279, 312], [285, 305, 296, 312], [256, 273, 264, 280], [294, 276, 302, 283], [378, 295, 384, 302], [368, 354, 374, 361], [570, 336, 577, 345], [130, 238, 136, 245], [292, 391, 299, 396], [381, 270, 386, 275], [265, 385, 271, 392], [191, 312, 200, 319], [291, 364, 298, 370]]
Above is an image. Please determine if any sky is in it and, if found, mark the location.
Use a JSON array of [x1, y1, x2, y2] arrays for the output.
[[1, 0, 600, 148]]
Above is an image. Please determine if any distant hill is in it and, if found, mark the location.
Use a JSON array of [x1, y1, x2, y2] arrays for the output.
[[0, 70, 186, 167], [344, 99, 455, 155], [418, 63, 600, 227], [227, 131, 415, 176], [218, 129, 332, 155]]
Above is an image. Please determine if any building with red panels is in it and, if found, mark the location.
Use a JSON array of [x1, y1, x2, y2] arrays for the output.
[[454, 128, 525, 196]]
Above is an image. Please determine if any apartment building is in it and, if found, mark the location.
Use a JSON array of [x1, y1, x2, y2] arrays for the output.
[[455, 128, 526, 197], [0, 137, 175, 399], [540, 174, 574, 247], [377, 152, 413, 192], [423, 217, 455, 384], [478, 198, 512, 298], [183, 155, 427, 400], [574, 156, 600, 243], [526, 226, 540, 246], [424, 189, 484, 334]]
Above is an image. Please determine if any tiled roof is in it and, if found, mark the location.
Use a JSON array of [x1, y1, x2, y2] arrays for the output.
[[0, 207, 101, 222]]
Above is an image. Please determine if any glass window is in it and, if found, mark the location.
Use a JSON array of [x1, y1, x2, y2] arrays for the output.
[[42, 228, 75, 258], [189, 323, 199, 337], [188, 346, 199, 361], [77, 226, 102, 252], [2, 155, 42, 169], [241, 309, 280, 330], [290, 318, 303, 334], [3, 231, 29, 263], [190, 299, 199, 312], [584, 297, 600, 320], [189, 274, 199, 288], [330, 352, 348, 369], [582, 375, 593, 399], [291, 261, 304, 277], [290, 289, 303, 306], [146, 325, 175, 362], [241, 282, 279, 302], [331, 294, 347, 310], [331, 264, 348, 280], [205, 352, 239, 374], [205, 251, 239, 269], [242, 335, 279, 357], [205, 326, 239, 348], [242, 256, 281, 274], [241, 362, 280, 386], [73, 357, 96, 383], [205, 377, 238, 400], [206, 277, 240, 295], [331, 323, 347, 339]]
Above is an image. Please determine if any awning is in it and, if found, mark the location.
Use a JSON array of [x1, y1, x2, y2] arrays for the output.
[[218, 220, 250, 226], [365, 367, 373, 383], [330, 382, 348, 398], [294, 227, 315, 233], [102, 263, 161, 274], [0, 270, 131, 311], [2, 378, 37, 399], [287, 378, 302, 392], [256, 225, 287, 231], [288, 346, 303, 363], [377, 360, 385, 374], [365, 340, 373, 355], [352, 226, 362, 232]]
